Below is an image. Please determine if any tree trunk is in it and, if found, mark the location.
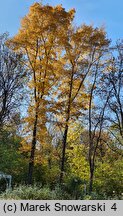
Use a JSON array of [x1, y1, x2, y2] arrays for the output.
[[59, 65, 74, 184], [27, 111, 38, 185], [59, 124, 68, 184], [89, 162, 94, 194]]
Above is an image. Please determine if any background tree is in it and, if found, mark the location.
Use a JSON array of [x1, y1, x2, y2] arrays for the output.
[[0, 33, 25, 128], [106, 41, 123, 148], [69, 28, 111, 193]]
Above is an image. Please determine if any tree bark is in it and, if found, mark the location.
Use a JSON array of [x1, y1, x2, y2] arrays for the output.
[[59, 123, 68, 183], [89, 165, 94, 194], [59, 64, 74, 184], [27, 111, 38, 185]]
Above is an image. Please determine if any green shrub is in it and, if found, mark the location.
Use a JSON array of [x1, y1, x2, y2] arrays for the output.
[[0, 185, 57, 200], [1, 184, 122, 200], [63, 175, 86, 199], [0, 184, 72, 200]]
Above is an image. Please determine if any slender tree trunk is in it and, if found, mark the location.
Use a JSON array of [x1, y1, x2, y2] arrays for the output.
[[59, 64, 74, 184], [27, 111, 38, 185], [88, 140, 94, 194], [59, 123, 68, 183], [89, 165, 94, 194], [88, 67, 97, 194]]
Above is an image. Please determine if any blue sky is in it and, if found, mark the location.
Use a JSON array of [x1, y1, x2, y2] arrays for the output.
[[0, 0, 122, 42]]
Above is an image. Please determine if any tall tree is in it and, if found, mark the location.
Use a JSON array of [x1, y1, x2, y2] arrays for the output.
[[84, 33, 110, 193], [7, 3, 75, 184], [106, 41, 123, 147], [51, 25, 110, 183]]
